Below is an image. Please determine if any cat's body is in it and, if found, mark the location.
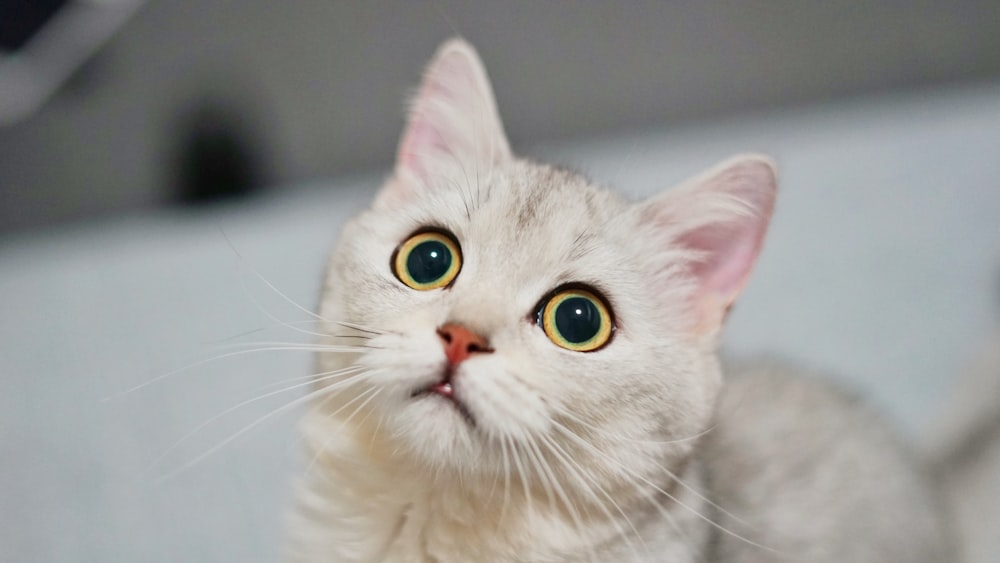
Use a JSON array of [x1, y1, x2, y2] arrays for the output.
[[704, 365, 952, 562], [927, 331, 1000, 563], [285, 40, 957, 562]]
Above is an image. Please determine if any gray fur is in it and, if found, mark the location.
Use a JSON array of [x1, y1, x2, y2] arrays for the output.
[[706, 363, 955, 561]]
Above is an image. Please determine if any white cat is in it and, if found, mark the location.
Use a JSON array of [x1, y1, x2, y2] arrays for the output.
[[285, 39, 954, 562]]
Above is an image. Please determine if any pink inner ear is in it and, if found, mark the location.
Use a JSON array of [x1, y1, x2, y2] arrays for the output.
[[656, 156, 777, 331], [393, 40, 509, 187], [682, 219, 766, 305], [396, 63, 458, 181], [397, 112, 448, 181]]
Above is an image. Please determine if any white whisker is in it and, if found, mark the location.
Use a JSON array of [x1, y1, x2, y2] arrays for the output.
[[524, 433, 599, 563], [508, 435, 534, 523], [104, 343, 369, 401], [521, 434, 559, 522], [220, 229, 332, 324], [212, 341, 377, 353], [205, 319, 337, 346], [234, 265, 335, 340], [556, 406, 752, 531], [537, 432, 645, 562], [148, 367, 371, 477], [550, 420, 777, 554], [253, 365, 368, 395], [499, 435, 513, 526], [330, 320, 390, 336], [155, 379, 358, 483]]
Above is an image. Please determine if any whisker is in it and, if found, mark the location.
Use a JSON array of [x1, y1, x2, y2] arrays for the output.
[[522, 434, 559, 524], [537, 432, 645, 562], [154, 378, 358, 483], [556, 407, 751, 531], [219, 229, 332, 324], [207, 320, 366, 347], [253, 365, 368, 395], [235, 267, 335, 340], [524, 433, 600, 563], [304, 385, 385, 484], [207, 323, 303, 346], [342, 388, 382, 432], [640, 486, 703, 563], [499, 435, 513, 526], [368, 411, 388, 455], [570, 414, 718, 447], [485, 447, 503, 508], [299, 387, 358, 483], [211, 341, 377, 353], [508, 436, 534, 522], [330, 320, 389, 336], [550, 420, 777, 554], [323, 383, 383, 422], [147, 367, 371, 476], [104, 344, 369, 401]]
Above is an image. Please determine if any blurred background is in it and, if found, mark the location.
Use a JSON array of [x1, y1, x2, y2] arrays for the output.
[[2, 1, 999, 562], [3, 0, 1000, 232]]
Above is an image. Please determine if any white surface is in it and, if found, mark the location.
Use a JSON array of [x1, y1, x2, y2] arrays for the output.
[[2, 82, 999, 562]]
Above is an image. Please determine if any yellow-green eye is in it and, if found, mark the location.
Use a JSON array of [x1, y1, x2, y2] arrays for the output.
[[538, 287, 613, 352], [392, 230, 462, 290]]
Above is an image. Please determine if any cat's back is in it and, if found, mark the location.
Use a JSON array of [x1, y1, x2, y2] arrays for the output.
[[700, 363, 955, 562]]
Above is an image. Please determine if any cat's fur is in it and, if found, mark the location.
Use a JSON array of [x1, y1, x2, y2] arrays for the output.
[[926, 331, 1000, 563], [286, 39, 955, 562]]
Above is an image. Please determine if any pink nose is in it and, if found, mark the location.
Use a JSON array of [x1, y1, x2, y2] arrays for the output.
[[437, 323, 492, 366]]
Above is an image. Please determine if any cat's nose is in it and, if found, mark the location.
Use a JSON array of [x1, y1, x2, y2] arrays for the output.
[[437, 323, 492, 366]]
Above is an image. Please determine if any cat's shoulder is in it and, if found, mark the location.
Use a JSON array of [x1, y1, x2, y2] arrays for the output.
[[706, 359, 923, 488], [698, 360, 955, 562], [705, 360, 908, 500]]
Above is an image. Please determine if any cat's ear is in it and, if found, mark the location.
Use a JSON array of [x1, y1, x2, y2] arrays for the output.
[[377, 39, 511, 208], [639, 154, 777, 335]]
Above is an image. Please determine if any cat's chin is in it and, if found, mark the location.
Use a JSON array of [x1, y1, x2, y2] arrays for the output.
[[381, 388, 498, 472]]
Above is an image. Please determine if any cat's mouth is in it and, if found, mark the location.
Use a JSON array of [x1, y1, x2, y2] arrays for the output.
[[410, 369, 476, 426]]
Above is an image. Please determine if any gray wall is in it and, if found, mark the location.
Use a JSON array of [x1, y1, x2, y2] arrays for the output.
[[2, 0, 999, 232]]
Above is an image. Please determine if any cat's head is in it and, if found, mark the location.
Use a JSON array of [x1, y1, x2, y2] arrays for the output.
[[316, 40, 775, 481]]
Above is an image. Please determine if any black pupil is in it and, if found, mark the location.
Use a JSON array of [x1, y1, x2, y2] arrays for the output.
[[406, 239, 452, 284], [554, 296, 602, 344]]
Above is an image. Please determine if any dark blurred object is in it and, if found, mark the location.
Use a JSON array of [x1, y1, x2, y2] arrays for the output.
[[0, 1, 142, 126], [0, 0, 69, 50], [173, 103, 264, 204]]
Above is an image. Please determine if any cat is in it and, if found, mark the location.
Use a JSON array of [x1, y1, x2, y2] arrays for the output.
[[284, 39, 956, 562]]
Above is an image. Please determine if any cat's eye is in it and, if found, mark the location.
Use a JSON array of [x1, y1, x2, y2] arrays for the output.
[[392, 229, 462, 290], [538, 287, 613, 352]]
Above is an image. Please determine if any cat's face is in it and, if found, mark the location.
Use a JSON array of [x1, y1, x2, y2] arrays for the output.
[[315, 40, 775, 482]]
